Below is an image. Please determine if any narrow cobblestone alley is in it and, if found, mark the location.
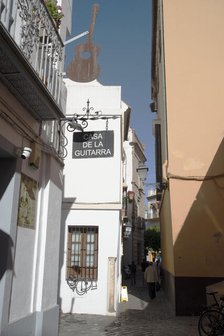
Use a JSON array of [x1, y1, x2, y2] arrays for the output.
[[59, 272, 199, 336]]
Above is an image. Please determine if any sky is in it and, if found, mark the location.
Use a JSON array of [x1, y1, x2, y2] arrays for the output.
[[64, 0, 155, 185]]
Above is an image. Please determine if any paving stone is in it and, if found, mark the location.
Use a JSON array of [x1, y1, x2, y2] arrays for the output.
[[59, 275, 199, 336]]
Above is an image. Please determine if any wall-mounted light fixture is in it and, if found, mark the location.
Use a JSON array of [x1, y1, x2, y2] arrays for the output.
[[136, 162, 148, 181], [59, 99, 121, 158], [157, 181, 168, 191]]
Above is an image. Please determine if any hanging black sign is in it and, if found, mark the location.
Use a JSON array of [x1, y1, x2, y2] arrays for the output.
[[72, 131, 114, 159]]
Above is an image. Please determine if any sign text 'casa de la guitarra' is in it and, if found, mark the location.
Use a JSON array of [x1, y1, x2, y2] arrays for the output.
[[72, 131, 114, 159]]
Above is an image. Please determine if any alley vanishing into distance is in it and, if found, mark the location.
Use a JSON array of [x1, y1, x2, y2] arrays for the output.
[[59, 270, 198, 336], [2, 1, 224, 334]]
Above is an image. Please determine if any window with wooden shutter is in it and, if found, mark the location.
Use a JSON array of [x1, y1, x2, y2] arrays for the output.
[[67, 226, 98, 281]]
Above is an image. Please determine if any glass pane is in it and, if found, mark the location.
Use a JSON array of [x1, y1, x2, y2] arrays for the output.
[[86, 255, 94, 267], [74, 256, 80, 265], [87, 232, 94, 242], [72, 232, 81, 243], [74, 243, 81, 253], [87, 242, 95, 253]]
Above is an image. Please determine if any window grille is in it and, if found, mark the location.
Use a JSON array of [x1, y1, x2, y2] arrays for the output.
[[67, 226, 98, 281]]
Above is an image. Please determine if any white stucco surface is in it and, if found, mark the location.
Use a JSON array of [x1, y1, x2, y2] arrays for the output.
[[60, 210, 121, 315], [60, 80, 128, 315], [63, 80, 124, 204]]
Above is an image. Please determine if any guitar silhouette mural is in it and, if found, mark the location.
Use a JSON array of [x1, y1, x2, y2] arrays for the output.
[[67, 4, 100, 82]]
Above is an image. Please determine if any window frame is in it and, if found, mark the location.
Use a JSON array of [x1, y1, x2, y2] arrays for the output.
[[67, 226, 98, 281]]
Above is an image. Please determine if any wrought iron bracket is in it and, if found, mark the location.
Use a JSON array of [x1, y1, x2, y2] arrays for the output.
[[58, 100, 121, 158], [66, 277, 97, 295]]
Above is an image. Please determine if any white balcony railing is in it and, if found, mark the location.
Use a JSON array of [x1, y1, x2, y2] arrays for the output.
[[0, 0, 64, 106]]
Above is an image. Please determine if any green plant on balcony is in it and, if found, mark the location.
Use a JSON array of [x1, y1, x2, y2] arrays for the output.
[[44, 0, 64, 29]]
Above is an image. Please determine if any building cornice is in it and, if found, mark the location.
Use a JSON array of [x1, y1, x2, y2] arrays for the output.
[[62, 201, 122, 210]]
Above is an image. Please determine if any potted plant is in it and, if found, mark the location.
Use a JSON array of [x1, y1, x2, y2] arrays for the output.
[[44, 0, 64, 29]]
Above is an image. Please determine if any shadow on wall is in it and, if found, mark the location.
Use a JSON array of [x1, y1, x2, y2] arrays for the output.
[[0, 158, 17, 201], [0, 229, 14, 280], [57, 177, 77, 313], [172, 137, 224, 315]]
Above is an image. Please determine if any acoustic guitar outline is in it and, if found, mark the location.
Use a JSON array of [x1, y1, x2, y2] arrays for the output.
[[67, 4, 100, 82]]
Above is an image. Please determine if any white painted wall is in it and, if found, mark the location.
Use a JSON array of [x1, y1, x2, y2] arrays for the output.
[[9, 228, 35, 321], [60, 210, 121, 315], [60, 79, 128, 315], [63, 118, 122, 203], [65, 80, 121, 113], [63, 80, 126, 204], [0, 0, 72, 334], [8, 155, 63, 322], [123, 128, 146, 266]]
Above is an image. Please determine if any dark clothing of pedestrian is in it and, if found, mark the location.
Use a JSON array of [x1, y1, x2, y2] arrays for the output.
[[144, 262, 159, 299], [141, 259, 147, 272], [147, 282, 156, 299]]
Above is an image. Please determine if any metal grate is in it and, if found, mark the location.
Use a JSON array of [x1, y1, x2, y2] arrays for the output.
[[67, 226, 98, 281]]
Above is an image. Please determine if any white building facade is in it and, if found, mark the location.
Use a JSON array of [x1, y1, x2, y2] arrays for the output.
[[59, 79, 130, 315], [145, 189, 160, 229], [0, 1, 72, 335], [122, 129, 147, 268]]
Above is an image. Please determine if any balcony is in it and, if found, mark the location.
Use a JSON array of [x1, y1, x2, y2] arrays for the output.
[[0, 0, 65, 120], [147, 210, 159, 220], [147, 202, 160, 220], [147, 189, 157, 198]]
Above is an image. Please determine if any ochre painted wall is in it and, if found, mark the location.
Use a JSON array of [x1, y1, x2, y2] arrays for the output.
[[171, 176, 224, 277], [162, 0, 224, 279]]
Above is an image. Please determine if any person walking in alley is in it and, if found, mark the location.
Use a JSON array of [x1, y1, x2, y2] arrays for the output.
[[144, 261, 159, 299]]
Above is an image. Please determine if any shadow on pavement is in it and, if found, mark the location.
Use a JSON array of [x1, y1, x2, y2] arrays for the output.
[[59, 270, 199, 336], [104, 271, 198, 336], [118, 272, 175, 319]]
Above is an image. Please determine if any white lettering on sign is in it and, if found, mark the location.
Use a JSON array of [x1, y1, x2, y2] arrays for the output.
[[83, 141, 93, 148], [74, 148, 112, 157], [83, 133, 103, 141], [72, 131, 114, 159]]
